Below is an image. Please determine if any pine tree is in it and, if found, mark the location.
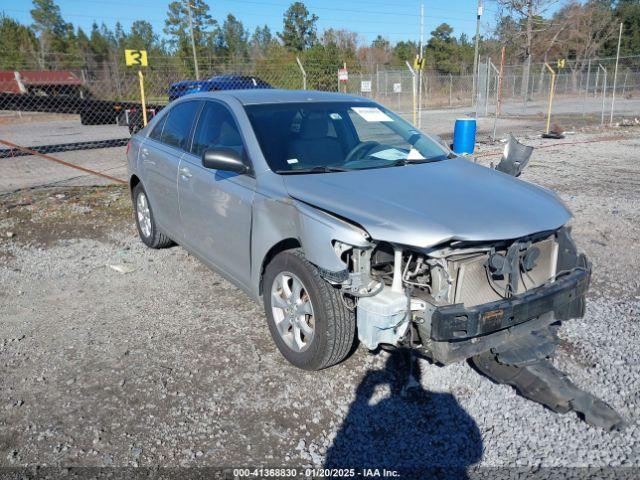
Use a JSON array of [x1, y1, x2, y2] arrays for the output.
[[279, 2, 318, 52]]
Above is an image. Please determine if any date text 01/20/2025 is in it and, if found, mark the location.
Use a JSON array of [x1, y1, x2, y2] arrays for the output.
[[231, 468, 400, 477]]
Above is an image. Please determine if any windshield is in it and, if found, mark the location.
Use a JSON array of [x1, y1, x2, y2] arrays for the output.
[[244, 102, 450, 173]]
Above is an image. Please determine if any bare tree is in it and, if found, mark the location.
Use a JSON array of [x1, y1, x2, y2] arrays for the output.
[[496, 0, 558, 98], [552, 1, 616, 90]]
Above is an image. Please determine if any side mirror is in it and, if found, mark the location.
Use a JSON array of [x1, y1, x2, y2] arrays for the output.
[[202, 147, 249, 174]]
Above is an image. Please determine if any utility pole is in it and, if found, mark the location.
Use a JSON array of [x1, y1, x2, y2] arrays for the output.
[[187, 1, 200, 80], [472, 0, 482, 117], [522, 0, 533, 107], [418, 2, 424, 128], [610, 22, 623, 125]]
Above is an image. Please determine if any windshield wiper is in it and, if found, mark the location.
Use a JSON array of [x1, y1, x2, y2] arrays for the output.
[[275, 166, 351, 175], [389, 155, 450, 167]]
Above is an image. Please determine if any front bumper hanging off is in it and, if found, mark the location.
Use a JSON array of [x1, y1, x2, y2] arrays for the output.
[[422, 267, 590, 365], [416, 264, 624, 430]]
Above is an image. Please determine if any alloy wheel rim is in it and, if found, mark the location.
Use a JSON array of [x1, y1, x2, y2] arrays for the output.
[[136, 192, 152, 238], [271, 272, 315, 352]]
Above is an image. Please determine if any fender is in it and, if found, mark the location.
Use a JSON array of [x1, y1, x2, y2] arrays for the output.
[[250, 194, 371, 299]]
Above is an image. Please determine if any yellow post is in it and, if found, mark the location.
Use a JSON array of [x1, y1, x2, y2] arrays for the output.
[[544, 63, 556, 134], [138, 69, 148, 126]]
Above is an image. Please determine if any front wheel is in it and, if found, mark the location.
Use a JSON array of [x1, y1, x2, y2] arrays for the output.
[[263, 249, 356, 370]]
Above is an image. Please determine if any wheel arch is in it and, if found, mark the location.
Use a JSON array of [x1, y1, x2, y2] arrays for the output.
[[129, 174, 141, 193], [258, 238, 301, 296]]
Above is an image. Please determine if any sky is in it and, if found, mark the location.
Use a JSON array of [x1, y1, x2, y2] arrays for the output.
[[1, 0, 501, 45]]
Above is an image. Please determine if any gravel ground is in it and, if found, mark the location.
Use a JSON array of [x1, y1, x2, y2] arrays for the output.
[[1, 129, 639, 473]]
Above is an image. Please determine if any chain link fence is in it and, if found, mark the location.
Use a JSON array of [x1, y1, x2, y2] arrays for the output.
[[1, 53, 640, 157]]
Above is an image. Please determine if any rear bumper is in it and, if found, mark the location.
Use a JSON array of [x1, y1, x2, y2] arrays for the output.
[[423, 267, 590, 364]]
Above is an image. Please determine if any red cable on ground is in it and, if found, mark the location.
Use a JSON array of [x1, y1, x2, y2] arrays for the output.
[[474, 134, 628, 159], [0, 138, 127, 185]]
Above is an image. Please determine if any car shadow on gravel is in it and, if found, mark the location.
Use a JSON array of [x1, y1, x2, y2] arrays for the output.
[[324, 349, 482, 478]]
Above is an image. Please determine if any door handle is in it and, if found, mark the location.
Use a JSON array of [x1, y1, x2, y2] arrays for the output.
[[179, 166, 192, 179]]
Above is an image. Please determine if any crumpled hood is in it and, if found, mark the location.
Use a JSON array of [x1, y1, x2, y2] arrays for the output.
[[283, 157, 571, 248]]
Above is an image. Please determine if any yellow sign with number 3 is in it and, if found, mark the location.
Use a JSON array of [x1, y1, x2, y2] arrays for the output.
[[125, 49, 148, 67]]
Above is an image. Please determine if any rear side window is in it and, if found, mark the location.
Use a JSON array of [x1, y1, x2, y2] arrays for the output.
[[161, 101, 200, 150]]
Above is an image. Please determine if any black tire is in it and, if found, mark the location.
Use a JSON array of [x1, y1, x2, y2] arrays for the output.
[[132, 183, 174, 249], [263, 249, 356, 370]]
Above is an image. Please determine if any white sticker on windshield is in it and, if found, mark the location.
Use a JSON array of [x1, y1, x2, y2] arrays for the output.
[[351, 107, 393, 122], [287, 158, 299, 164], [407, 148, 425, 160], [370, 148, 407, 161]]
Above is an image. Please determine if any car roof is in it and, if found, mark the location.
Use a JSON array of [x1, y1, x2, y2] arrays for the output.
[[193, 89, 370, 106]]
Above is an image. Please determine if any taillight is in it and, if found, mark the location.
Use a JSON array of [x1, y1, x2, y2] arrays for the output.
[[126, 140, 131, 155]]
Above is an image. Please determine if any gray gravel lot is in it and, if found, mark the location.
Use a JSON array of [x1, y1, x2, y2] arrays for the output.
[[1, 130, 639, 472]]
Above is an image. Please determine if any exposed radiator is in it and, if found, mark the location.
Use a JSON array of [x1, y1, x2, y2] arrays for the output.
[[448, 236, 558, 307]]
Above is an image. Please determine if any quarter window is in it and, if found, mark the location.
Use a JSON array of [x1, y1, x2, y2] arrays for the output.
[[149, 113, 167, 141], [160, 101, 200, 150]]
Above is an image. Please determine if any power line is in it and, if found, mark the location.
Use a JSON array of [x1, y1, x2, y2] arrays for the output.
[[2, 8, 490, 36], [3, 1, 483, 23]]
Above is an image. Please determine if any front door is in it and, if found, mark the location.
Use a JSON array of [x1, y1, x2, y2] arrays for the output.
[[178, 100, 255, 287]]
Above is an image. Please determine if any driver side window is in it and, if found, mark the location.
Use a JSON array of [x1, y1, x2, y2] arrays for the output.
[[191, 102, 245, 159]]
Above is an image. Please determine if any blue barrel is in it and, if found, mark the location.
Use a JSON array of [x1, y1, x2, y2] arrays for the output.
[[452, 118, 477, 155]]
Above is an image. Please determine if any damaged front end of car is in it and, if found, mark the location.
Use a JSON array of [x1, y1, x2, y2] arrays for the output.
[[327, 226, 623, 430]]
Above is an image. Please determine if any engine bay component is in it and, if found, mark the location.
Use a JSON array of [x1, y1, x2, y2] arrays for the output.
[[357, 286, 409, 350], [521, 246, 540, 272]]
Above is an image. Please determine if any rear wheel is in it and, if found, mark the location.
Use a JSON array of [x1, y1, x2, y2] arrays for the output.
[[132, 183, 173, 249], [263, 249, 355, 370]]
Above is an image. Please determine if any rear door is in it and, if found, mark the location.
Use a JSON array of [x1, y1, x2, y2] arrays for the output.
[[178, 100, 255, 287], [140, 100, 201, 238]]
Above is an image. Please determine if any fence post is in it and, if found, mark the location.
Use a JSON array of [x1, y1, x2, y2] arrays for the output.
[[492, 47, 506, 141], [449, 73, 453, 107], [598, 64, 607, 125], [585, 59, 592, 98], [406, 61, 417, 126], [474, 57, 482, 117], [610, 22, 623, 125], [484, 58, 493, 116], [296, 56, 307, 90]]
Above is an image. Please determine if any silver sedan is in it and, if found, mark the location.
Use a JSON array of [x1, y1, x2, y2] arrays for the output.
[[126, 89, 588, 373]]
